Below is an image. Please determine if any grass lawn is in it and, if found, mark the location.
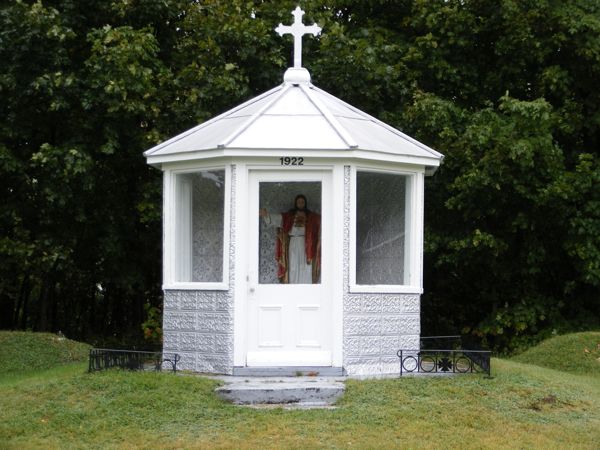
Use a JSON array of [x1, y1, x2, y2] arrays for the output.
[[1, 332, 599, 449], [511, 331, 600, 376], [0, 331, 90, 376]]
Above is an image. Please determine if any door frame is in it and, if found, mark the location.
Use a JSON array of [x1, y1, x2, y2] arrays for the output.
[[232, 163, 344, 368]]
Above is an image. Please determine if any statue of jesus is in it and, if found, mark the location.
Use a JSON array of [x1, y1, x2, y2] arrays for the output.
[[259, 194, 321, 284]]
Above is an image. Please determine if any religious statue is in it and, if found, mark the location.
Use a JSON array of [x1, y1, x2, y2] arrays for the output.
[[259, 194, 321, 284]]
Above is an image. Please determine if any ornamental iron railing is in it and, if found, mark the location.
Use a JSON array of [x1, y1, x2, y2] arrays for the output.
[[398, 335, 491, 376], [397, 349, 491, 376], [88, 348, 180, 373]]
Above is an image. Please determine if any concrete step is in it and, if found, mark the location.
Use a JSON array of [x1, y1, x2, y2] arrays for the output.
[[232, 366, 345, 377], [215, 376, 346, 406]]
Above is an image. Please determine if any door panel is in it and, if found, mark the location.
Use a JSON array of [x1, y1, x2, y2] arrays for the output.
[[257, 305, 283, 347], [247, 171, 332, 366], [297, 305, 320, 347]]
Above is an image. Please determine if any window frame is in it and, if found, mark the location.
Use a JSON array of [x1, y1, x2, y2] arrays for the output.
[[349, 164, 423, 294], [163, 164, 231, 290]]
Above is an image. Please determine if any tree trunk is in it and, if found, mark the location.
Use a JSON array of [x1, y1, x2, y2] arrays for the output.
[[38, 277, 51, 332], [20, 282, 31, 330], [12, 275, 26, 327], [0, 294, 15, 329]]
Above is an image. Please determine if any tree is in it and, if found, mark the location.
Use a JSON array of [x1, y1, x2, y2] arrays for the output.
[[1, 0, 599, 350]]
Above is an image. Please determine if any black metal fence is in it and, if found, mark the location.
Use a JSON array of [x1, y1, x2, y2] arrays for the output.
[[88, 348, 180, 373], [398, 336, 491, 376]]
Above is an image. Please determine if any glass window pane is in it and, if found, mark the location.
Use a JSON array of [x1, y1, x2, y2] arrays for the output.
[[175, 170, 225, 282], [259, 182, 321, 284], [356, 171, 407, 285]]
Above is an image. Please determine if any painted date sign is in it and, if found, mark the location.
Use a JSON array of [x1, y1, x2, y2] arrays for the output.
[[280, 157, 304, 166]]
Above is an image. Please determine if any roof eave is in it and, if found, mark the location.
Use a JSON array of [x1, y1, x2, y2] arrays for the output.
[[145, 146, 443, 168]]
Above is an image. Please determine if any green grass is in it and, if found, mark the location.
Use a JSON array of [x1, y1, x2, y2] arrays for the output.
[[0, 331, 90, 376], [1, 332, 600, 449], [512, 331, 600, 376]]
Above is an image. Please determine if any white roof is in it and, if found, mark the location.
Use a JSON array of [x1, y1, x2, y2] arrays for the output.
[[144, 68, 443, 168]]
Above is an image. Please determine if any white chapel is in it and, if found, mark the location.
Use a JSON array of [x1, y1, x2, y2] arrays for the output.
[[144, 7, 443, 376]]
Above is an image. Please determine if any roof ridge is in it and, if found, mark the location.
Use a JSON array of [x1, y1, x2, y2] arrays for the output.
[[300, 84, 358, 149], [311, 85, 444, 160], [218, 84, 292, 148]]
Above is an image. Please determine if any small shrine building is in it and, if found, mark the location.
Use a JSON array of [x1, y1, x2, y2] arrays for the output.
[[144, 7, 443, 376]]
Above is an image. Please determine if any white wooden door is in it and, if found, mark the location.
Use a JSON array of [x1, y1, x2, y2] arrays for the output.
[[246, 170, 332, 366]]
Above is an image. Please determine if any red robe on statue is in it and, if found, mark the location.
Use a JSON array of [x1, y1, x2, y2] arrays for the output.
[[275, 211, 321, 283]]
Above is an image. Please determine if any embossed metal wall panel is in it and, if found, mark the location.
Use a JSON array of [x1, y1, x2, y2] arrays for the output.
[[162, 290, 234, 373]]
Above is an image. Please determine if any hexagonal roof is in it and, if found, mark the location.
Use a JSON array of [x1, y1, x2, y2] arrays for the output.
[[144, 68, 443, 170]]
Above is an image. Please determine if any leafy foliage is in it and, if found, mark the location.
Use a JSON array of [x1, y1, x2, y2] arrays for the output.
[[1, 0, 599, 349], [141, 303, 162, 345]]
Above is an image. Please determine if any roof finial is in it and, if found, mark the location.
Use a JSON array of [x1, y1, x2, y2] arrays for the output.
[[275, 6, 321, 69]]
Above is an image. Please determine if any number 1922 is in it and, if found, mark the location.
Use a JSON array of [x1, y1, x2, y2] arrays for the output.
[[279, 157, 304, 166]]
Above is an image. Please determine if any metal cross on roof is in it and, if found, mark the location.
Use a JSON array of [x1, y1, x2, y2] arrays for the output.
[[275, 6, 321, 69]]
